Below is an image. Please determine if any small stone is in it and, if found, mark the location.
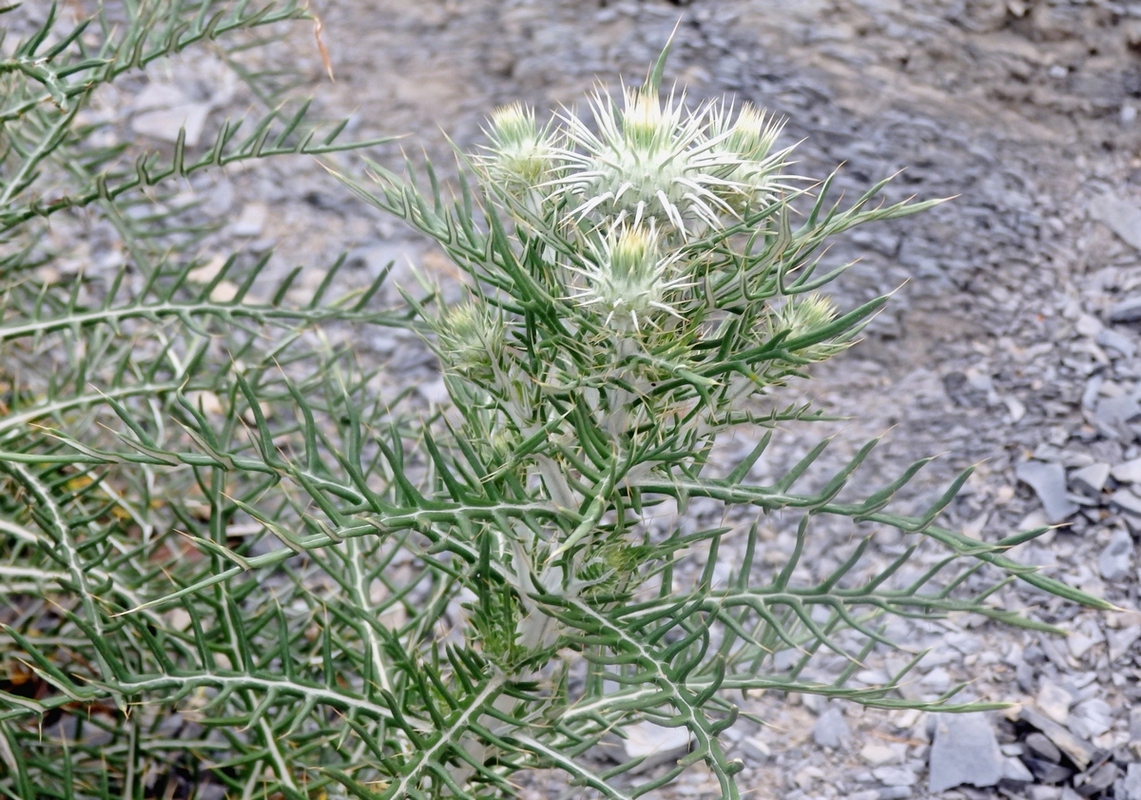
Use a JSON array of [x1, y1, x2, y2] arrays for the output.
[[847, 791, 880, 800], [1098, 328, 1138, 358], [1024, 732, 1062, 763], [1002, 756, 1035, 785], [740, 735, 771, 763], [1094, 394, 1141, 437], [812, 706, 850, 749], [1098, 529, 1134, 582], [131, 103, 211, 146], [1130, 706, 1141, 743], [1002, 394, 1025, 422], [1112, 458, 1141, 483], [1076, 314, 1104, 338], [1037, 680, 1075, 724], [1067, 632, 1100, 660], [1024, 756, 1075, 784], [1123, 763, 1141, 800], [1110, 296, 1141, 324], [1016, 460, 1079, 523], [876, 788, 913, 800], [416, 376, 450, 406], [1028, 787, 1062, 800], [873, 766, 918, 786], [927, 713, 1004, 793], [131, 81, 192, 112], [1016, 661, 1035, 694], [1070, 463, 1110, 497], [231, 203, 268, 237], [620, 721, 690, 769], [861, 742, 903, 766], [1018, 706, 1097, 769], [1074, 762, 1118, 796], [793, 766, 823, 790], [1091, 193, 1141, 252], [1082, 375, 1104, 410], [920, 667, 952, 694], [1111, 489, 1141, 515], [1069, 699, 1113, 739]]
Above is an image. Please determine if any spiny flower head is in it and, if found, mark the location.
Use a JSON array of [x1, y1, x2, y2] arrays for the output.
[[480, 103, 557, 194], [567, 223, 687, 332], [707, 103, 791, 213], [551, 87, 739, 241], [715, 103, 783, 162], [435, 301, 505, 381], [541, 86, 796, 243], [771, 292, 850, 362]]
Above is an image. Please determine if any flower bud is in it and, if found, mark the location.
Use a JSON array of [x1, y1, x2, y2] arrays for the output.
[[707, 104, 787, 213], [773, 293, 848, 362], [482, 103, 555, 191], [435, 301, 504, 382], [571, 225, 684, 331]]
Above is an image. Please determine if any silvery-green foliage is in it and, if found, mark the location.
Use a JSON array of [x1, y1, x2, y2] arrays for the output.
[[0, 12, 1107, 800]]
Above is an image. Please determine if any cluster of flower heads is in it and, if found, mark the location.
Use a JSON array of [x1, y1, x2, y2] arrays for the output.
[[476, 85, 824, 334], [482, 86, 791, 242]]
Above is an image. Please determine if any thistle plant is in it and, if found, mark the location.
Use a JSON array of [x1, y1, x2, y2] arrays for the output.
[[0, 13, 1109, 800]]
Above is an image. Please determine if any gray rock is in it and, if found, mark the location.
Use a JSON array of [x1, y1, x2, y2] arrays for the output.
[[772, 648, 799, 671], [1074, 762, 1119, 796], [231, 203, 268, 238], [1082, 375, 1104, 410], [1091, 192, 1141, 251], [872, 766, 917, 786], [1094, 394, 1141, 438], [1124, 763, 1141, 800], [1025, 732, 1062, 763], [1110, 297, 1141, 324], [1037, 680, 1075, 724], [1069, 698, 1113, 740], [1122, 512, 1141, 536], [860, 742, 903, 766], [1022, 644, 1047, 665], [1111, 489, 1141, 516], [812, 706, 850, 749], [1112, 457, 1141, 483], [1098, 528, 1134, 582], [1070, 463, 1110, 497], [1016, 661, 1036, 694], [1018, 706, 1097, 769], [1002, 756, 1035, 785], [927, 713, 1004, 793], [1076, 313, 1104, 338], [740, 735, 771, 763], [619, 721, 690, 771], [1016, 460, 1079, 523], [1028, 787, 1063, 800], [131, 103, 211, 146], [1025, 757, 1075, 784], [1130, 706, 1141, 743], [1107, 624, 1140, 662], [1098, 328, 1138, 358], [876, 788, 913, 800]]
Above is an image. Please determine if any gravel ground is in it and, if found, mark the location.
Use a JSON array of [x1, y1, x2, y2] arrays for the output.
[[24, 0, 1141, 797]]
